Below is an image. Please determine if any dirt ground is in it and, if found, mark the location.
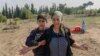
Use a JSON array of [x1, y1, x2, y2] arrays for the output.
[[0, 19, 100, 56]]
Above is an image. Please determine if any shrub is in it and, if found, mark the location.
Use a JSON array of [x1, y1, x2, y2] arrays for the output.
[[0, 15, 7, 23]]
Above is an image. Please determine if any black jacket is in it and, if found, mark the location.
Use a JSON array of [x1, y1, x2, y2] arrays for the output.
[[38, 25, 75, 56], [25, 28, 46, 55]]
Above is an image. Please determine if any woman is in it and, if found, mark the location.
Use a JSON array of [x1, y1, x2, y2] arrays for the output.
[[37, 11, 88, 56]]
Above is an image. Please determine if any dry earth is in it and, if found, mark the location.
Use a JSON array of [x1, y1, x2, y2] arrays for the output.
[[0, 20, 100, 56]]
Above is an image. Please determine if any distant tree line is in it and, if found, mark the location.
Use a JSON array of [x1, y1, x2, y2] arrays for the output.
[[0, 1, 100, 21], [1, 3, 37, 19]]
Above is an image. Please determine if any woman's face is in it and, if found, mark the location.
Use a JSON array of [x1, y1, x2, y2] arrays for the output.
[[52, 15, 61, 26]]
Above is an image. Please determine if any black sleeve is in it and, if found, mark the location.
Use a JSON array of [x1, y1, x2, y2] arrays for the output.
[[25, 30, 37, 47], [67, 28, 75, 46], [69, 37, 75, 46]]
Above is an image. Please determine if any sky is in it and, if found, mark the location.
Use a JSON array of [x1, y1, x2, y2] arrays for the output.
[[0, 0, 100, 11]]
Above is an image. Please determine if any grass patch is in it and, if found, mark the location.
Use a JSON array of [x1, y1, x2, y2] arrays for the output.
[[63, 16, 100, 28]]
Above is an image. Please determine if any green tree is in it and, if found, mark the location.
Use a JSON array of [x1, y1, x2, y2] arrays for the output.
[[44, 6, 49, 13], [2, 6, 6, 16], [11, 7, 14, 18], [31, 3, 36, 14], [64, 8, 72, 15], [58, 4, 66, 13], [0, 14, 7, 23], [97, 9, 100, 13], [49, 3, 57, 15], [25, 4, 29, 9], [14, 5, 21, 18], [5, 3, 9, 18], [20, 7, 33, 19], [38, 6, 43, 14], [87, 1, 94, 6], [8, 8, 12, 18]]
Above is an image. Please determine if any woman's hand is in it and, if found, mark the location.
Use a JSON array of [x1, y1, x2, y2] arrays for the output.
[[72, 43, 88, 51], [80, 44, 88, 51]]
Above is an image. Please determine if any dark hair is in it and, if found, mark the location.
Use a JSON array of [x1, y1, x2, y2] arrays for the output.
[[37, 14, 47, 21]]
